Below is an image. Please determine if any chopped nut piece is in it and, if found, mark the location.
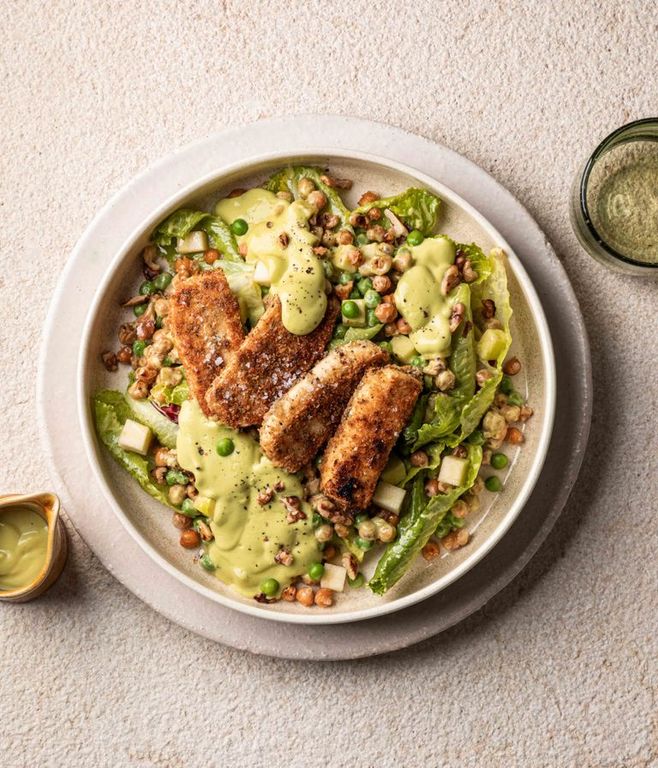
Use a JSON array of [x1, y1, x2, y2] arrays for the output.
[[519, 405, 534, 422], [179, 529, 201, 549], [336, 229, 354, 245], [422, 540, 441, 561], [461, 260, 478, 283], [197, 520, 214, 542], [278, 232, 290, 248], [442, 528, 470, 551], [257, 487, 275, 506], [503, 357, 522, 375], [172, 512, 191, 530], [314, 588, 334, 607], [296, 585, 314, 607], [342, 553, 359, 581], [118, 323, 137, 345], [450, 500, 469, 519], [441, 265, 461, 295], [476, 369, 493, 388], [425, 478, 439, 497], [410, 450, 429, 467], [101, 351, 118, 372], [505, 427, 525, 444], [481, 299, 496, 319], [358, 191, 379, 206], [274, 547, 294, 566], [281, 585, 297, 602], [436, 369, 456, 392], [449, 302, 466, 333]]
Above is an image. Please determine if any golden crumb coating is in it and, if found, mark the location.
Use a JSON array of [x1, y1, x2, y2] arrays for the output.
[[260, 340, 389, 472], [320, 365, 422, 511], [205, 295, 340, 428], [168, 270, 245, 416]]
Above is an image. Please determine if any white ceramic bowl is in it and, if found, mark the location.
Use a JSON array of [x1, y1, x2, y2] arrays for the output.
[[78, 149, 556, 625]]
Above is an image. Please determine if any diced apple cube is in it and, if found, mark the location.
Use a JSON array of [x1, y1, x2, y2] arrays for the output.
[[476, 329, 507, 362], [117, 419, 153, 456], [437, 455, 469, 487], [176, 230, 208, 254], [320, 563, 346, 592], [253, 260, 272, 285], [381, 455, 406, 486], [193, 496, 216, 517], [341, 299, 367, 327], [372, 480, 406, 513], [391, 334, 417, 363]]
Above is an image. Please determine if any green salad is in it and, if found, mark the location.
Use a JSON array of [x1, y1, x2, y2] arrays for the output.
[[95, 167, 532, 608]]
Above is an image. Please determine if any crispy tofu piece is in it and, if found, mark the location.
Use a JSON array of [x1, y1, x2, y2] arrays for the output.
[[169, 270, 244, 416], [260, 340, 389, 472], [320, 365, 422, 511], [205, 295, 340, 428]]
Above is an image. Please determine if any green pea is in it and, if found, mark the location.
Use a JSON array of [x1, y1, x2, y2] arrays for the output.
[[139, 280, 156, 296], [341, 300, 360, 319], [406, 230, 424, 246], [410, 356, 425, 368], [132, 340, 147, 357], [200, 554, 216, 572], [356, 233, 369, 245], [165, 469, 188, 486], [133, 303, 147, 317], [333, 324, 348, 339], [364, 289, 382, 309], [347, 573, 365, 589], [356, 537, 374, 551], [378, 341, 392, 354], [308, 562, 325, 581], [500, 375, 514, 394], [312, 512, 323, 527], [153, 272, 173, 291], [180, 498, 198, 517], [231, 218, 248, 236], [485, 476, 503, 492], [467, 430, 485, 445], [366, 309, 380, 327], [339, 271, 356, 285], [349, 289, 361, 300], [357, 277, 373, 295], [491, 453, 509, 470], [216, 437, 235, 457], [259, 578, 279, 596], [507, 391, 525, 407]]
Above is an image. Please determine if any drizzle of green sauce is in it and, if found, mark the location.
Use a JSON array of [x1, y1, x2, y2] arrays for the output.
[[216, 189, 327, 335], [176, 400, 321, 597], [394, 236, 456, 357]]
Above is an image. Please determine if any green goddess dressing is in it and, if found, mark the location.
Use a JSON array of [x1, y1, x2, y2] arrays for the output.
[[176, 400, 321, 597], [394, 236, 456, 357], [0, 506, 49, 591], [215, 189, 327, 336]]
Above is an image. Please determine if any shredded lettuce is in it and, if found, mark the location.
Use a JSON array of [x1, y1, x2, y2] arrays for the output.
[[369, 444, 482, 595], [93, 390, 172, 507], [353, 188, 441, 234]]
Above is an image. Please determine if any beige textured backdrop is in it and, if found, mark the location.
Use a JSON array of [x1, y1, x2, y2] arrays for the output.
[[1, 1, 657, 766]]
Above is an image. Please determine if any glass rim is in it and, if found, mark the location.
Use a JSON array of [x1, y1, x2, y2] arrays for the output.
[[579, 117, 658, 270]]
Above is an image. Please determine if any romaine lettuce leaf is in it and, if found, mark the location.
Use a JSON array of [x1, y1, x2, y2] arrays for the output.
[[151, 209, 241, 261], [150, 378, 189, 408], [353, 188, 441, 234], [344, 324, 382, 342], [402, 442, 444, 487], [125, 396, 179, 449], [411, 284, 475, 449], [93, 390, 172, 507], [455, 242, 494, 285], [265, 167, 351, 224], [369, 444, 482, 595]]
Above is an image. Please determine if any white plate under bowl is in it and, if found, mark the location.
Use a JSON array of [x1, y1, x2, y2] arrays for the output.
[[76, 147, 555, 625]]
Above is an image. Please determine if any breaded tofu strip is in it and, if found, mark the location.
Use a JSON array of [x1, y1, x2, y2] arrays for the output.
[[320, 365, 422, 511], [169, 270, 244, 416], [205, 295, 340, 428], [260, 340, 389, 472]]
